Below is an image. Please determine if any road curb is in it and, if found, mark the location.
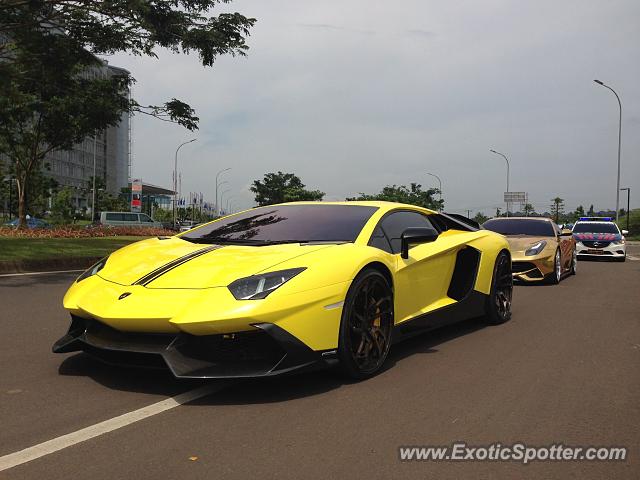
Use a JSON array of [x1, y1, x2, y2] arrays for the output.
[[0, 256, 101, 275]]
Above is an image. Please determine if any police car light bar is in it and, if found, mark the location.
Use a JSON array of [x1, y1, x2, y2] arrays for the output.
[[579, 217, 612, 221]]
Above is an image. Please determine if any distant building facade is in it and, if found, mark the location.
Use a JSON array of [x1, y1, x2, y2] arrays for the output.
[[46, 63, 131, 212], [1, 62, 131, 214]]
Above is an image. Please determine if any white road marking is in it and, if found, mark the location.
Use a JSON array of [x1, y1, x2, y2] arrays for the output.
[[0, 382, 229, 472], [0, 269, 83, 278], [626, 255, 639, 261]]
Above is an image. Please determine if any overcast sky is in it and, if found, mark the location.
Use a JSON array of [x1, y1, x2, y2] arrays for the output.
[[111, 0, 639, 215]]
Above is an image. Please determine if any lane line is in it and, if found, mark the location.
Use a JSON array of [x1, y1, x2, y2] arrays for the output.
[[0, 382, 229, 472], [0, 270, 83, 278]]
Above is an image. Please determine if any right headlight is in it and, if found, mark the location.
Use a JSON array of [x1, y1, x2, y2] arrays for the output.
[[525, 240, 547, 256], [227, 268, 306, 300]]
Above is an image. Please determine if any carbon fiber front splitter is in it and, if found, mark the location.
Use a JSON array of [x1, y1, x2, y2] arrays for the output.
[[52, 316, 336, 379]]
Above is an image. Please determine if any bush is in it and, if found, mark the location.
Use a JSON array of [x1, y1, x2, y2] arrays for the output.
[[0, 226, 176, 238]]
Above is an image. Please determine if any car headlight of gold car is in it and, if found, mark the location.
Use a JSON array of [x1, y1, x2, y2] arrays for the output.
[[525, 240, 547, 256], [76, 256, 109, 283], [228, 268, 306, 300]]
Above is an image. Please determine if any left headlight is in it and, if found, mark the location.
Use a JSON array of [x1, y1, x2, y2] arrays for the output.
[[525, 240, 547, 256], [76, 256, 109, 283], [228, 268, 306, 300]]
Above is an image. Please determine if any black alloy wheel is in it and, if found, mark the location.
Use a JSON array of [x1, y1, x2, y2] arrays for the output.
[[338, 269, 394, 379], [485, 251, 513, 325]]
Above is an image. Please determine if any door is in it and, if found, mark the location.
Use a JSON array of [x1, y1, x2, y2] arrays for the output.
[[370, 210, 460, 324]]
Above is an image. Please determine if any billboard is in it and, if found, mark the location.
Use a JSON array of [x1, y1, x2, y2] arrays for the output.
[[504, 192, 527, 203], [131, 179, 142, 212]]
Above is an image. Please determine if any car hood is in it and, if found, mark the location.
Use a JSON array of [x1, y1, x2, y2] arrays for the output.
[[97, 236, 335, 288], [504, 235, 554, 255], [573, 232, 621, 242]]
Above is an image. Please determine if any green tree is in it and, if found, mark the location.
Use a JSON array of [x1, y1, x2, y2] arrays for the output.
[[523, 203, 535, 217], [51, 187, 75, 223], [550, 197, 565, 223], [588, 204, 595, 216], [0, 1, 255, 227], [473, 212, 489, 224], [347, 183, 443, 211], [251, 172, 325, 206]]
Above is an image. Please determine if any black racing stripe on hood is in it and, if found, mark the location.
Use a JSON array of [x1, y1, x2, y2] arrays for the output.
[[132, 245, 222, 286]]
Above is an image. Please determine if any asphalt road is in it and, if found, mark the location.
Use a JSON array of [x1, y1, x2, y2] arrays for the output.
[[1, 246, 639, 479]]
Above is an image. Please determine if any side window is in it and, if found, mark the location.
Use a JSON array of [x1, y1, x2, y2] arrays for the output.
[[105, 213, 123, 221], [123, 213, 139, 222], [139, 214, 153, 222], [379, 211, 434, 254], [368, 225, 392, 253]]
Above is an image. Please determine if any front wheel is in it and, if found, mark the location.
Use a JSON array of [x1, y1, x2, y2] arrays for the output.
[[546, 249, 562, 284], [338, 269, 394, 380], [484, 251, 513, 325], [570, 248, 577, 275]]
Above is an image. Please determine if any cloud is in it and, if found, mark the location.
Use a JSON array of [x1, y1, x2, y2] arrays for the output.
[[113, 0, 640, 214]]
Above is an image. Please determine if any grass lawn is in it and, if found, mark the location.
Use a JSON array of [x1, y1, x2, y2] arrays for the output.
[[0, 236, 147, 262]]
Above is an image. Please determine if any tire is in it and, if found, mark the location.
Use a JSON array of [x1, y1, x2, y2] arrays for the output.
[[484, 251, 513, 325], [337, 268, 394, 380], [570, 248, 577, 275], [546, 249, 562, 285]]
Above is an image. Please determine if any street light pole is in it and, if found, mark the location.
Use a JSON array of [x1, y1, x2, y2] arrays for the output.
[[425, 172, 442, 211], [490, 149, 510, 216], [219, 188, 231, 215], [91, 135, 97, 222], [620, 187, 630, 233], [594, 80, 623, 222], [225, 195, 235, 215], [173, 138, 197, 226], [215, 168, 231, 216]]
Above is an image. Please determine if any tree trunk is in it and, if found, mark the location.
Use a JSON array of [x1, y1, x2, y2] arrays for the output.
[[16, 175, 27, 228]]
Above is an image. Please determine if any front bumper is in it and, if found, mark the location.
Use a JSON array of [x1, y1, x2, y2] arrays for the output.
[[511, 255, 554, 282], [53, 316, 336, 378], [576, 241, 626, 259]]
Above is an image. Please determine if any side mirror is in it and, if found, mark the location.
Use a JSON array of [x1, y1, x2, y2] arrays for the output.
[[622, 230, 629, 236], [401, 227, 439, 259], [560, 229, 573, 236]]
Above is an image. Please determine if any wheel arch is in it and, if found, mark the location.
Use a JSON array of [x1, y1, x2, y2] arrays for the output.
[[360, 261, 393, 292]]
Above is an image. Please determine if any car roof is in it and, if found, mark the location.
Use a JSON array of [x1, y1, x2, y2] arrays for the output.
[[486, 217, 553, 222], [267, 201, 437, 214]]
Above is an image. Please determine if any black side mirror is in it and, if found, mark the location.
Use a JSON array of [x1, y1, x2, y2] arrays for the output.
[[401, 227, 439, 259]]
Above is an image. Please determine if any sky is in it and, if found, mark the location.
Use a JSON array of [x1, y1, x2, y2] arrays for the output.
[[110, 0, 640, 216]]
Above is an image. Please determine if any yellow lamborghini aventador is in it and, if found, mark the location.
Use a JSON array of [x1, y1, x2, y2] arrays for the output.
[[54, 202, 513, 379]]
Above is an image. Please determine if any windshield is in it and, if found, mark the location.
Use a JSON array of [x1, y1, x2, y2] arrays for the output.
[[572, 222, 620, 234], [483, 219, 556, 236], [181, 204, 378, 244]]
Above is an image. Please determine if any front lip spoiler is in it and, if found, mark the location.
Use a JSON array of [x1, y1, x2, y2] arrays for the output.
[[53, 316, 334, 379]]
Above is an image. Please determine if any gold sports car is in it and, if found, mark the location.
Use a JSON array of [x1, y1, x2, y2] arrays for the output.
[[54, 202, 513, 380], [483, 217, 576, 284]]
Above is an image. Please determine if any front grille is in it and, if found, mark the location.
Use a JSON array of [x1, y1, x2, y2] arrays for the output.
[[512, 262, 543, 279], [512, 262, 537, 273], [582, 241, 610, 248]]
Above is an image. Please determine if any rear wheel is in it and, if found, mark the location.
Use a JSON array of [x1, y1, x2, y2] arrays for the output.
[[484, 251, 513, 325], [338, 269, 394, 379]]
